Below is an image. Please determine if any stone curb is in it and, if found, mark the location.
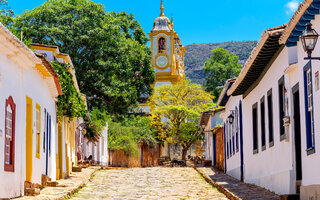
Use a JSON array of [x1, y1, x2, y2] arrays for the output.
[[60, 167, 98, 200], [193, 166, 240, 200], [12, 167, 98, 200]]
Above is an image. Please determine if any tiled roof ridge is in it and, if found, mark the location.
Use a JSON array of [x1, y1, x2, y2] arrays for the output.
[[34, 52, 59, 77], [0, 23, 42, 65], [227, 24, 287, 96], [35, 52, 62, 95], [31, 43, 59, 49], [243, 24, 287, 72], [279, 0, 314, 44]]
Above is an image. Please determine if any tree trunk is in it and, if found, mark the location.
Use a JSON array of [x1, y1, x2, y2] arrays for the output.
[[181, 147, 188, 161]]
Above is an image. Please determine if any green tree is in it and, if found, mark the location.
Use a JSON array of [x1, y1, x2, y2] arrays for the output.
[[12, 0, 155, 114], [0, 0, 13, 26], [108, 115, 158, 156], [149, 81, 213, 160], [204, 48, 242, 101]]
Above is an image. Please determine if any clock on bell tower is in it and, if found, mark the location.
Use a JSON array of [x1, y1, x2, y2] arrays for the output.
[[148, 0, 186, 87]]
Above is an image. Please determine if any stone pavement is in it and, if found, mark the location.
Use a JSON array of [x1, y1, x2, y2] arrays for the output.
[[196, 167, 280, 200], [70, 167, 228, 200], [15, 167, 97, 200]]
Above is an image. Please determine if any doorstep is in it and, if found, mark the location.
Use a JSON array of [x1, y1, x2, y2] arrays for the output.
[[14, 167, 98, 200]]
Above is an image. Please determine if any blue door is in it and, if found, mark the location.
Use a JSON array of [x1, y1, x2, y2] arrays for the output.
[[45, 111, 51, 176], [213, 134, 216, 166]]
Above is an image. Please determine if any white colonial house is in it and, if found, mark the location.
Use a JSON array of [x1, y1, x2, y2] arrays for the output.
[[0, 24, 61, 199], [82, 123, 108, 166], [217, 79, 244, 181], [279, 0, 320, 198], [227, 1, 320, 198], [199, 107, 225, 168], [30, 43, 85, 180]]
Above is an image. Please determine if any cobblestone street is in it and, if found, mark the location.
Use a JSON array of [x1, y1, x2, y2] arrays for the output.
[[70, 167, 227, 200]]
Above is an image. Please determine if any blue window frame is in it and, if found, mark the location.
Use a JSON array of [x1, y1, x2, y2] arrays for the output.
[[267, 89, 274, 147], [252, 103, 258, 154], [261, 96, 266, 151], [228, 119, 232, 157], [278, 76, 285, 140], [225, 121, 229, 158], [235, 107, 239, 152], [303, 62, 315, 155]]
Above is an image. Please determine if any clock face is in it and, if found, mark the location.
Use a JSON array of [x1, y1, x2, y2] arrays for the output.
[[156, 56, 168, 69]]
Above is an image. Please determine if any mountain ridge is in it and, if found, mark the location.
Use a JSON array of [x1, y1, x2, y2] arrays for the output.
[[184, 41, 258, 85]]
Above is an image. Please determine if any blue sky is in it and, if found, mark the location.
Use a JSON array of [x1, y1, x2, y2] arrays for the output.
[[11, 0, 301, 45]]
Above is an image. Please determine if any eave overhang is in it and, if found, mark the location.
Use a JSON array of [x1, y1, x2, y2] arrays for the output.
[[280, 0, 320, 47], [217, 79, 236, 107], [35, 53, 63, 96], [228, 25, 287, 96]]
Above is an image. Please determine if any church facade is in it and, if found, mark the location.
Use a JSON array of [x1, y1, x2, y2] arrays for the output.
[[149, 0, 186, 87]]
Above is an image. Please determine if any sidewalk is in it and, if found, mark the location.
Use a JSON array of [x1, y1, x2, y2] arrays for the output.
[[15, 167, 98, 200], [195, 167, 280, 200]]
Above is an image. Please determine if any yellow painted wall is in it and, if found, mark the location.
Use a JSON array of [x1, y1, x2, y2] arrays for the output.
[[25, 97, 33, 182]]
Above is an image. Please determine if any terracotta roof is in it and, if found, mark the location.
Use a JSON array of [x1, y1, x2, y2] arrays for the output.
[[35, 53, 62, 95], [0, 23, 42, 65], [199, 111, 211, 127], [217, 78, 236, 107], [211, 126, 223, 134], [31, 43, 59, 49], [199, 107, 225, 127], [279, 0, 314, 44], [228, 25, 287, 96]]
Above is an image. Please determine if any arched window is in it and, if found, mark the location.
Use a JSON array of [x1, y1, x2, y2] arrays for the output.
[[158, 37, 166, 53], [4, 96, 16, 172]]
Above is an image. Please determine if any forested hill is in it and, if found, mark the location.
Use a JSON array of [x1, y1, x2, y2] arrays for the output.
[[185, 41, 257, 85]]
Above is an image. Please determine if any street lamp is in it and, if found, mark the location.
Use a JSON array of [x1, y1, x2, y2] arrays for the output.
[[201, 121, 206, 130], [301, 23, 320, 60]]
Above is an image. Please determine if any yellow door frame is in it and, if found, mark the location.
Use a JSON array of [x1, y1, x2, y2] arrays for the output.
[[25, 96, 33, 182], [58, 122, 63, 179]]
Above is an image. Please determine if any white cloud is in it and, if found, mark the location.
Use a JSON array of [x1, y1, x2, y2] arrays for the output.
[[286, 0, 300, 14]]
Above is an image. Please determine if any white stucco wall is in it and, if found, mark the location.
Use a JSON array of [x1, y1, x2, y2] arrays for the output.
[[0, 52, 25, 198], [297, 15, 320, 189], [205, 132, 213, 162], [224, 95, 242, 180], [34, 50, 54, 62], [0, 51, 57, 198], [81, 124, 108, 166], [242, 47, 298, 195], [23, 66, 57, 185]]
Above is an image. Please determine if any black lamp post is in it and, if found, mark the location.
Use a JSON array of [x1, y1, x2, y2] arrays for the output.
[[301, 23, 320, 60]]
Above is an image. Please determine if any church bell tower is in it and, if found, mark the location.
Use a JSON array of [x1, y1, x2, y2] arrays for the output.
[[149, 0, 186, 87]]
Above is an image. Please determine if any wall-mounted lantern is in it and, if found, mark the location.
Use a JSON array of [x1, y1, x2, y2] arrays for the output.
[[201, 121, 206, 130], [301, 23, 320, 60], [228, 113, 234, 124]]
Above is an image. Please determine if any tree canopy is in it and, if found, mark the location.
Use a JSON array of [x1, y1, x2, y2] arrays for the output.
[[204, 48, 242, 102], [149, 81, 213, 160], [0, 0, 13, 26], [10, 0, 155, 114], [108, 115, 158, 156]]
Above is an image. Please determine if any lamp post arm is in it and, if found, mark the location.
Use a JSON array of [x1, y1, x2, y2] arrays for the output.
[[304, 57, 320, 60]]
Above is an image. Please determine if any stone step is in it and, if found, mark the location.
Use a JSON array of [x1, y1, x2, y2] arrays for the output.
[[72, 166, 82, 172], [280, 194, 300, 200], [24, 188, 40, 196], [41, 174, 52, 187], [47, 181, 59, 187]]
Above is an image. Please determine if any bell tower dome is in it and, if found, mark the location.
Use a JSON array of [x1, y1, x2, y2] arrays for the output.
[[148, 0, 186, 87]]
